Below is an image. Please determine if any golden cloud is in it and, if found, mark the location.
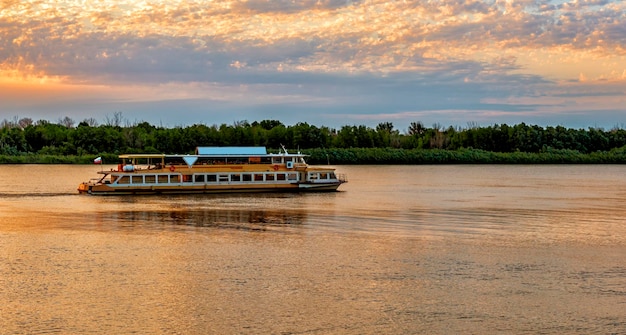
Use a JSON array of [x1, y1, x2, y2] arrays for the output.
[[1, 0, 625, 83]]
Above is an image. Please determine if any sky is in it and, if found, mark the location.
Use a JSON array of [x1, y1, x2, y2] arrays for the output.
[[1, 0, 625, 131]]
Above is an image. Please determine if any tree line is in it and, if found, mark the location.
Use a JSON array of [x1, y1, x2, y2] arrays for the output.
[[2, 114, 626, 164]]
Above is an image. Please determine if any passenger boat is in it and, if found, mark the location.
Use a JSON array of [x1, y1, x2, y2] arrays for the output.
[[78, 146, 347, 195]]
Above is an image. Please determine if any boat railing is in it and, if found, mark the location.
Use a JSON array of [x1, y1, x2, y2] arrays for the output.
[[337, 173, 348, 183]]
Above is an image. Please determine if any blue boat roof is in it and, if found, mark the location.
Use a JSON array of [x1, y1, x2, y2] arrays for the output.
[[195, 146, 268, 156]]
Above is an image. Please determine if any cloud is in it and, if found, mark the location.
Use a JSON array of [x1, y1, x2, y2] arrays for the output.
[[3, 0, 625, 82], [1, 0, 625, 128], [236, 0, 357, 13]]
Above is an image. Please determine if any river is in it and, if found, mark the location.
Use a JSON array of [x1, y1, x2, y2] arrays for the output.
[[1, 164, 625, 334]]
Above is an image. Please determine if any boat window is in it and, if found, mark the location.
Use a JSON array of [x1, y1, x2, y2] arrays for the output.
[[182, 175, 192, 183], [131, 176, 143, 184], [117, 176, 130, 184], [254, 174, 264, 181], [145, 175, 156, 183], [194, 175, 205, 183], [207, 174, 217, 182], [219, 175, 229, 182], [170, 175, 180, 183], [242, 174, 252, 182], [277, 173, 286, 181], [266, 173, 275, 181], [287, 173, 297, 181], [320, 173, 328, 179], [329, 172, 336, 179], [309, 173, 318, 180], [272, 157, 282, 164], [231, 174, 241, 182], [158, 175, 169, 183]]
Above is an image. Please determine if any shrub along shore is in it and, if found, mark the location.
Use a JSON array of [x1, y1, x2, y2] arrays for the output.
[[2, 147, 626, 165], [3, 117, 626, 164]]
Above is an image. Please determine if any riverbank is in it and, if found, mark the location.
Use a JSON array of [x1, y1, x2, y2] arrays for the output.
[[0, 154, 112, 164], [305, 147, 626, 164], [2, 147, 626, 164]]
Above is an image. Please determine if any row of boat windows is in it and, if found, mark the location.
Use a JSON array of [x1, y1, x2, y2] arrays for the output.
[[114, 172, 336, 185]]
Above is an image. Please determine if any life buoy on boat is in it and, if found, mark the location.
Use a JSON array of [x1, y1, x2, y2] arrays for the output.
[[169, 165, 176, 172], [273, 165, 279, 171]]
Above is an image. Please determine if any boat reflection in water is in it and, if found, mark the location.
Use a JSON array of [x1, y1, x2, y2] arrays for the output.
[[93, 207, 308, 232], [3, 164, 626, 334]]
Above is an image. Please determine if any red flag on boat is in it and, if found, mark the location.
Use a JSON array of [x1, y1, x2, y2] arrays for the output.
[[93, 156, 102, 164]]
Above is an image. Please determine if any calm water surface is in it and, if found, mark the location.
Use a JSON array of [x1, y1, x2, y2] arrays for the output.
[[1, 164, 625, 334]]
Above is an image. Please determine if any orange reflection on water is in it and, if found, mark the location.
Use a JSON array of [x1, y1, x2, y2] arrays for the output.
[[2, 165, 626, 334]]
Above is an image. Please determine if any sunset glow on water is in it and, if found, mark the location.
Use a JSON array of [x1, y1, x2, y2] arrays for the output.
[[1, 164, 625, 333]]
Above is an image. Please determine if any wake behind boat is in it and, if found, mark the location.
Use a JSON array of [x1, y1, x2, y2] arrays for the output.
[[78, 146, 347, 195]]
